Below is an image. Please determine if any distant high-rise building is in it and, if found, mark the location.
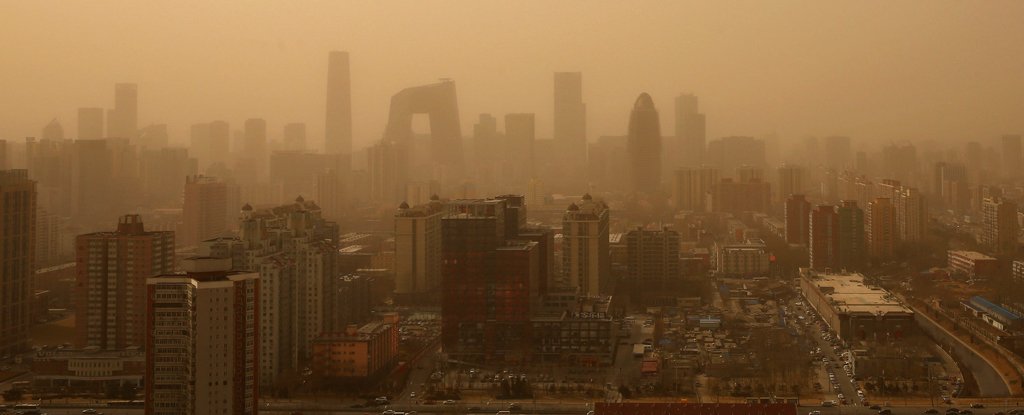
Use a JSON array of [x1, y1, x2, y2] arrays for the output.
[[144, 257, 258, 415], [836, 200, 864, 270], [784, 194, 811, 245], [809, 205, 839, 270], [866, 198, 896, 261], [283, 122, 307, 152], [674, 93, 706, 168], [710, 178, 771, 213], [705, 136, 766, 178], [109, 83, 138, 140], [777, 164, 807, 203], [627, 93, 662, 193], [182, 175, 228, 247], [673, 166, 718, 212], [553, 72, 586, 168], [1002, 135, 1022, 180], [561, 193, 610, 296], [243, 118, 267, 162], [77, 107, 105, 139], [42, 119, 65, 140], [209, 120, 231, 167], [982, 197, 1018, 255], [394, 198, 444, 294], [0, 170, 36, 357], [325, 51, 353, 155], [624, 227, 680, 291], [504, 113, 535, 183], [822, 136, 851, 171], [894, 186, 926, 243], [75, 214, 174, 350], [383, 81, 464, 182], [71, 139, 113, 220], [737, 165, 765, 184]]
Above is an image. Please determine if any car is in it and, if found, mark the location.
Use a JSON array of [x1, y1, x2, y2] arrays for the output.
[[496, 412, 511, 415], [508, 403, 522, 411], [382, 411, 396, 415], [375, 397, 390, 405], [970, 404, 984, 409], [924, 410, 939, 414], [410, 392, 417, 398], [946, 409, 959, 414], [878, 410, 892, 415], [443, 400, 456, 405], [821, 401, 835, 407], [871, 406, 882, 410], [809, 411, 822, 415], [82, 411, 98, 415]]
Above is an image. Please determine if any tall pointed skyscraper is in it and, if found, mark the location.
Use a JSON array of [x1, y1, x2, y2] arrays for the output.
[[627, 93, 662, 193], [325, 51, 352, 155]]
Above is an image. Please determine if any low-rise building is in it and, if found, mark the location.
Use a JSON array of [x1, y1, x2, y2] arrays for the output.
[[311, 313, 400, 379], [948, 250, 998, 278], [962, 296, 1022, 332], [716, 239, 771, 278], [31, 348, 144, 395], [800, 269, 915, 341]]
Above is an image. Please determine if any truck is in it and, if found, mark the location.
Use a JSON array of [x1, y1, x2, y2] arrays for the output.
[[632, 344, 646, 358]]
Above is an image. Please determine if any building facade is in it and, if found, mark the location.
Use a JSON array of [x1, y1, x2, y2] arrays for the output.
[[394, 198, 444, 294], [0, 170, 36, 357], [561, 194, 610, 296]]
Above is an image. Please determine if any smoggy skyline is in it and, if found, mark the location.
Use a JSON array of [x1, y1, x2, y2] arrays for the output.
[[2, 1, 1023, 151]]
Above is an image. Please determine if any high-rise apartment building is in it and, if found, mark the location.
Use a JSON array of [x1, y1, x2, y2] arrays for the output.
[[836, 200, 864, 270], [561, 193, 610, 296], [0, 170, 36, 357], [325, 51, 353, 155], [627, 93, 662, 193], [77, 107, 105, 139], [182, 175, 228, 247], [784, 194, 811, 245], [75, 214, 174, 350], [895, 186, 927, 243], [234, 198, 338, 386], [674, 93, 706, 168], [809, 205, 839, 270], [624, 227, 680, 291], [144, 257, 258, 415], [394, 198, 444, 294], [982, 197, 1019, 255], [866, 198, 896, 261], [673, 166, 718, 212]]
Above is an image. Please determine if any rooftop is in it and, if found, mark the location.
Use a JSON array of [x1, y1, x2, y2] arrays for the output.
[[949, 250, 997, 261], [803, 270, 913, 316]]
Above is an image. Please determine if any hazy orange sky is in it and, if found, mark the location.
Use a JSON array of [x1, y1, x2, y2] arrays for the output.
[[2, 1, 1023, 151]]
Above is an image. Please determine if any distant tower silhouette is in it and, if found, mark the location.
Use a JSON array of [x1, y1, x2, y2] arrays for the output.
[[674, 93, 705, 168], [627, 93, 662, 193], [325, 51, 352, 155], [554, 72, 586, 169]]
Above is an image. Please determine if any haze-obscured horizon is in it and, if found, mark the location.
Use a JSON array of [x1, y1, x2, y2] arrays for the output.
[[2, 1, 1023, 150]]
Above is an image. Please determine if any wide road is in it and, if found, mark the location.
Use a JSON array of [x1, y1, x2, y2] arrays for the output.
[[914, 309, 1010, 397]]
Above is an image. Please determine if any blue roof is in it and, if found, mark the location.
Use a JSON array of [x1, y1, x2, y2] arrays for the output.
[[970, 296, 1021, 322]]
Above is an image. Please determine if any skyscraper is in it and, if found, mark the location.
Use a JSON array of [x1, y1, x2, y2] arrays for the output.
[[674, 93, 706, 168], [394, 198, 444, 294], [504, 113, 536, 184], [77, 107, 105, 139], [784, 194, 811, 245], [182, 175, 228, 247], [777, 164, 807, 203], [624, 227, 681, 291], [705, 136, 766, 178], [553, 72, 586, 167], [866, 198, 896, 262], [627, 93, 662, 193], [809, 205, 839, 270], [283, 122, 307, 152], [243, 118, 267, 163], [145, 257, 258, 415], [325, 51, 352, 155], [1002, 134, 1022, 181], [561, 193, 610, 296], [673, 166, 718, 212], [982, 196, 1018, 255], [75, 214, 175, 350], [109, 83, 138, 140], [0, 170, 36, 357], [836, 200, 864, 270]]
